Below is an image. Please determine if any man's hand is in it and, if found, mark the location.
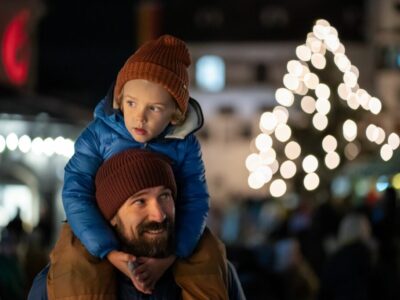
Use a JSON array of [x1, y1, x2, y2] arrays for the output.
[[107, 250, 137, 282], [131, 255, 176, 294]]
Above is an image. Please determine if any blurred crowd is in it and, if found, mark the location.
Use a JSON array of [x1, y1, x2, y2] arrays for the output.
[[0, 186, 399, 300], [220, 186, 400, 300]]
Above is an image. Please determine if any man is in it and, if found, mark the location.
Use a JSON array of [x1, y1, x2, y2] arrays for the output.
[[28, 149, 246, 299]]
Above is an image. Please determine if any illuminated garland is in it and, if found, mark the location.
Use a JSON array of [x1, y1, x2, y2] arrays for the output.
[[246, 19, 400, 196]]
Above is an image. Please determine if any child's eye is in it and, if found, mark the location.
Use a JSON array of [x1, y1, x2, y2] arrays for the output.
[[150, 106, 162, 112], [126, 100, 136, 107]]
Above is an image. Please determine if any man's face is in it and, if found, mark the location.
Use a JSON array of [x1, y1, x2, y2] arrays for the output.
[[121, 79, 178, 143], [111, 185, 175, 258]]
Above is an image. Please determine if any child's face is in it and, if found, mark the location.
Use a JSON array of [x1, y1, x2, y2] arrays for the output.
[[121, 79, 178, 143]]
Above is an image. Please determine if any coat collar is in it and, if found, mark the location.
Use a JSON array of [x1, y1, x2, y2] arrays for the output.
[[103, 82, 204, 140]]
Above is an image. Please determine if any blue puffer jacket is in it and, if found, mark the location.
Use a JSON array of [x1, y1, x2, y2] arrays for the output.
[[62, 85, 209, 259]]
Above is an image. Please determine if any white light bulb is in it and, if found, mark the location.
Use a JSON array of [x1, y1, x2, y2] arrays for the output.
[[296, 45, 312, 61], [259, 148, 276, 165], [283, 73, 300, 90], [273, 106, 289, 124], [280, 160, 297, 179], [369, 97, 382, 114], [275, 88, 294, 107], [380, 144, 393, 161], [32, 137, 44, 155], [248, 172, 265, 189], [337, 83, 351, 101], [287, 60, 304, 77], [0, 135, 6, 153], [343, 119, 357, 142], [375, 128, 386, 145], [304, 173, 320, 191], [388, 133, 400, 150], [6, 133, 18, 151], [304, 73, 320, 89], [245, 153, 261, 172], [260, 112, 278, 131], [270, 179, 287, 197], [255, 134, 273, 151], [43, 137, 55, 156], [302, 154, 319, 173], [322, 135, 337, 152], [325, 152, 340, 169], [312, 113, 328, 131], [315, 98, 331, 115], [343, 71, 358, 88], [366, 124, 379, 142], [18, 135, 31, 153], [285, 141, 301, 160], [311, 53, 326, 69], [315, 83, 331, 99], [275, 124, 292, 142], [347, 93, 360, 110], [301, 96, 316, 114]]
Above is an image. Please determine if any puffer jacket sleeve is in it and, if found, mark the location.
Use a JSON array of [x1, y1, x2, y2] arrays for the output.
[[174, 134, 210, 258], [62, 121, 119, 258]]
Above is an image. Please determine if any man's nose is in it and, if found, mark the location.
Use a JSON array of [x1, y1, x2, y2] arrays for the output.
[[148, 200, 166, 222]]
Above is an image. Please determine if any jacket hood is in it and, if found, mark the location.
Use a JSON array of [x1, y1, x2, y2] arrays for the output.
[[99, 82, 204, 140]]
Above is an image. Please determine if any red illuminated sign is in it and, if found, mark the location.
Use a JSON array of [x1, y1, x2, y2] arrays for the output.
[[1, 9, 30, 86]]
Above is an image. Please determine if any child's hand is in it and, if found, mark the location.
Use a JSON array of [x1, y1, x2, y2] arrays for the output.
[[131, 255, 176, 293], [107, 250, 137, 281]]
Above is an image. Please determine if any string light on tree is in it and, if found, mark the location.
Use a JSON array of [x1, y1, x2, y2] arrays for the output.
[[246, 19, 399, 195]]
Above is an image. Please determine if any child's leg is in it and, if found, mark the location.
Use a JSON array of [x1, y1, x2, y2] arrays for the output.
[[173, 227, 229, 300], [47, 223, 116, 300]]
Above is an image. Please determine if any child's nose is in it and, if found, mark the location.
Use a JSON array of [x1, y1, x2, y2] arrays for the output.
[[135, 108, 147, 123]]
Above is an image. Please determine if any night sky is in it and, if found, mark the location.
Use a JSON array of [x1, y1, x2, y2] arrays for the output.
[[3, 0, 367, 110]]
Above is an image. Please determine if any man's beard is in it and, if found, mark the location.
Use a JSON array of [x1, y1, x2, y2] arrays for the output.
[[113, 216, 175, 258]]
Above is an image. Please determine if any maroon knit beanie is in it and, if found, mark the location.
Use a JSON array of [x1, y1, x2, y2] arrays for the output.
[[95, 149, 177, 221], [114, 34, 191, 114]]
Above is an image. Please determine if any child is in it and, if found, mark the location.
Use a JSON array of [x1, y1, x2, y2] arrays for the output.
[[57, 35, 228, 299]]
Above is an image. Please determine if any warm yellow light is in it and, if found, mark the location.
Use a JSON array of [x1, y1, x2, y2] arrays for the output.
[[392, 173, 400, 190]]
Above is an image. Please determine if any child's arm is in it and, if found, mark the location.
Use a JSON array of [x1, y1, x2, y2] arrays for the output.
[[129, 255, 176, 294], [62, 124, 119, 258], [174, 134, 210, 258]]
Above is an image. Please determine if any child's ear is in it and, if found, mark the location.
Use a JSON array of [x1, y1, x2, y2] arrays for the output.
[[110, 216, 117, 226], [171, 108, 185, 125]]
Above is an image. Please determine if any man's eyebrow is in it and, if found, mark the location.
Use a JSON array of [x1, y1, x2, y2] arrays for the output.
[[131, 190, 147, 199]]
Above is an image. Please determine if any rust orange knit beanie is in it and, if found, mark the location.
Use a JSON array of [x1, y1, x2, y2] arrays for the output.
[[95, 149, 177, 221], [114, 34, 191, 114]]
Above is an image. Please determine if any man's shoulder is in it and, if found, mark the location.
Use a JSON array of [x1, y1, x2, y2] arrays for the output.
[[27, 264, 49, 300]]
